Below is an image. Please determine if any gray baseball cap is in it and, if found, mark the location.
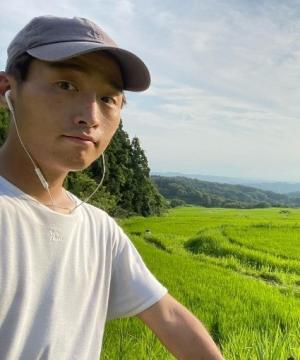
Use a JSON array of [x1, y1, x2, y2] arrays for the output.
[[6, 15, 151, 92]]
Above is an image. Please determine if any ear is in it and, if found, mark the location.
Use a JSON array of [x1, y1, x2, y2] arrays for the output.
[[0, 72, 11, 108]]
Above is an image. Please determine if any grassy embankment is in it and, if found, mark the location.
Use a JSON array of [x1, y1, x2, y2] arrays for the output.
[[101, 207, 300, 360]]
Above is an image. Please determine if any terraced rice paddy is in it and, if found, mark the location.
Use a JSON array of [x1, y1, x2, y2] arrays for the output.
[[101, 207, 300, 359]]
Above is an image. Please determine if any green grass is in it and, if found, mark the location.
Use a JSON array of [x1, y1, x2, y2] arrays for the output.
[[101, 207, 300, 359], [223, 224, 300, 259]]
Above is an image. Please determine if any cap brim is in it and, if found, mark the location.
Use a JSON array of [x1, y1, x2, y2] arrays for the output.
[[27, 42, 150, 92]]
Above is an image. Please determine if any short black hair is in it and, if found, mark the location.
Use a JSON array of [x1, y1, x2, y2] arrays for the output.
[[6, 53, 34, 84], [6, 52, 127, 106]]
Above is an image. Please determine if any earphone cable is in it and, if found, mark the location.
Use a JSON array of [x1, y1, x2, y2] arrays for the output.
[[5, 91, 55, 209], [68, 153, 106, 213]]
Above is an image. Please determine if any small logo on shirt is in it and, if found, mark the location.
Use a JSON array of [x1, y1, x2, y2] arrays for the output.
[[49, 228, 63, 242]]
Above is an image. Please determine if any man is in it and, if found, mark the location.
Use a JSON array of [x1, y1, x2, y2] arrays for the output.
[[0, 16, 224, 359]]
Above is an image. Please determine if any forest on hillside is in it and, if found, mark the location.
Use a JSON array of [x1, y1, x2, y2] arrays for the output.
[[152, 175, 300, 209]]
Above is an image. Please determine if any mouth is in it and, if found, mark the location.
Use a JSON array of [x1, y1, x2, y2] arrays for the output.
[[63, 135, 96, 145]]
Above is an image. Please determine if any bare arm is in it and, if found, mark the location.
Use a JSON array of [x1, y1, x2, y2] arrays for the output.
[[137, 293, 224, 360]]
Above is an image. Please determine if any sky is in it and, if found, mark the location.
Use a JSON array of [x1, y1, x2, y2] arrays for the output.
[[2, 0, 300, 182]]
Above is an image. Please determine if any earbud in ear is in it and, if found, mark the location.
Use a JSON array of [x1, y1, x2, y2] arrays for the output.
[[4, 90, 14, 113]]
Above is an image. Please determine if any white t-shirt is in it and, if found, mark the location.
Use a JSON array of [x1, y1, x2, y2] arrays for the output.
[[0, 176, 167, 360]]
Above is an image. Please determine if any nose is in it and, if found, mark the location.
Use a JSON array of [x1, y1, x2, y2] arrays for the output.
[[73, 95, 101, 128]]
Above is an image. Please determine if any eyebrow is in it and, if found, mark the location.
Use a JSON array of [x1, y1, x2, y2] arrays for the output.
[[47, 60, 123, 92]]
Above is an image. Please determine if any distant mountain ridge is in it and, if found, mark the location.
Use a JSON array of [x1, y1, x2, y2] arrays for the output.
[[151, 172, 300, 194], [151, 175, 300, 209]]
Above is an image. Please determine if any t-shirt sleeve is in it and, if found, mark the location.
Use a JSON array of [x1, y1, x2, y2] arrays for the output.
[[106, 221, 168, 321]]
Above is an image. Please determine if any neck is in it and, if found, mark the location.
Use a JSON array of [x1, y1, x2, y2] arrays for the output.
[[0, 140, 74, 213]]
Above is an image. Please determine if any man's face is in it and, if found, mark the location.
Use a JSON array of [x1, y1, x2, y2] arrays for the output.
[[9, 51, 123, 174]]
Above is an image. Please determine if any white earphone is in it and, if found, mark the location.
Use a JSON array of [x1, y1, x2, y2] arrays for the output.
[[5, 88, 50, 191], [5, 89, 14, 113]]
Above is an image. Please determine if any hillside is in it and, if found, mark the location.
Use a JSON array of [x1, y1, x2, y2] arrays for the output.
[[152, 172, 300, 194], [151, 175, 296, 208]]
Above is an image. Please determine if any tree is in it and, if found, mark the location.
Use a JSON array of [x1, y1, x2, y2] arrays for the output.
[[0, 108, 9, 146], [129, 137, 166, 216]]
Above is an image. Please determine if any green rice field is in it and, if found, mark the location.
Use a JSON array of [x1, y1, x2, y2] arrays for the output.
[[101, 207, 300, 359]]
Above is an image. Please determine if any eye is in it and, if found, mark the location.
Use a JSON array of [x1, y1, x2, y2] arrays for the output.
[[100, 96, 116, 105], [56, 81, 77, 91]]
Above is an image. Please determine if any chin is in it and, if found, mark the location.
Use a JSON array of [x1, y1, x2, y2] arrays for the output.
[[67, 158, 98, 172], [61, 152, 94, 169], [57, 150, 102, 172], [67, 163, 90, 172]]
